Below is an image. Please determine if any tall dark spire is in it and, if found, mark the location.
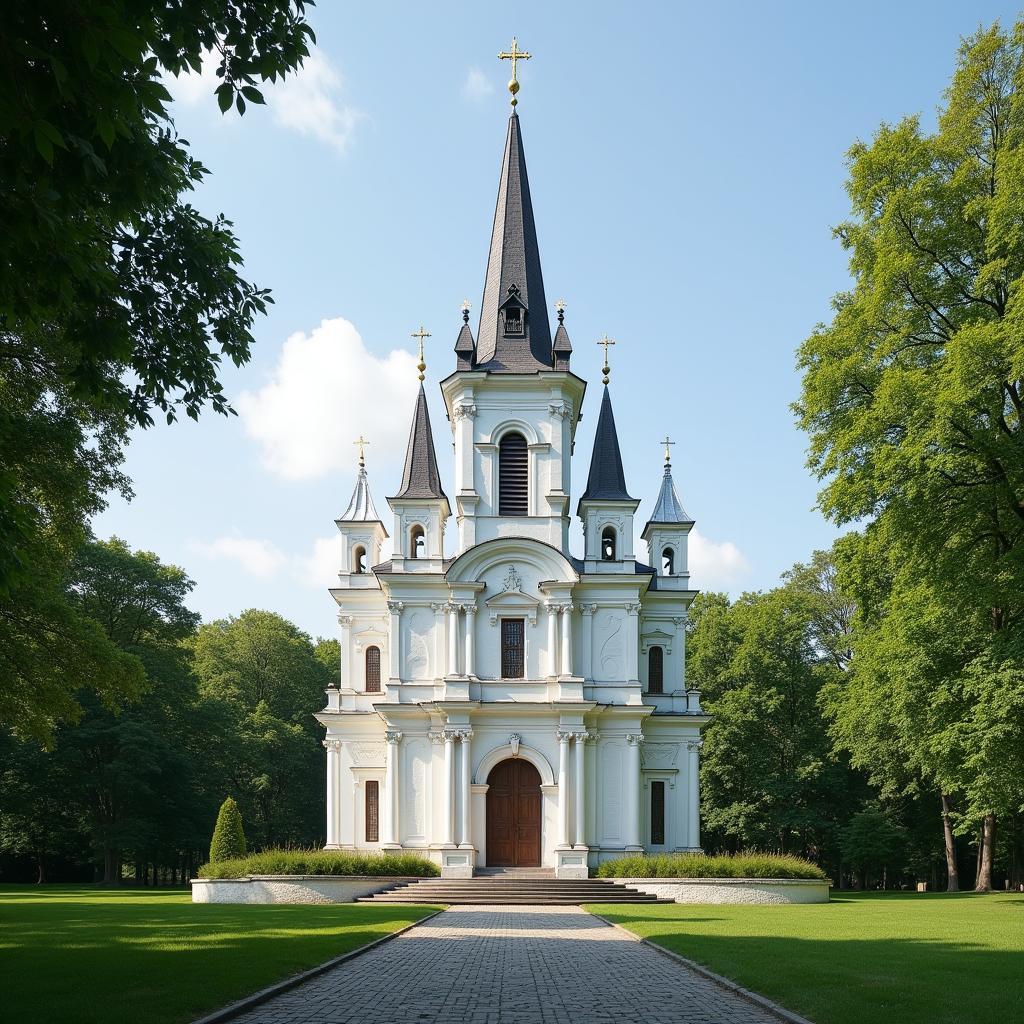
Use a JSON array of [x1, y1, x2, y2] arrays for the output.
[[391, 384, 450, 507], [580, 387, 635, 504], [475, 113, 552, 373]]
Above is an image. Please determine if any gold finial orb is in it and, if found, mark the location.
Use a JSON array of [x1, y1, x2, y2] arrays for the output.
[[509, 78, 520, 95], [596, 334, 616, 385]]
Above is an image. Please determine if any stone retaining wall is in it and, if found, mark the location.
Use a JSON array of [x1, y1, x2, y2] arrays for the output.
[[190, 875, 415, 904], [619, 877, 830, 904]]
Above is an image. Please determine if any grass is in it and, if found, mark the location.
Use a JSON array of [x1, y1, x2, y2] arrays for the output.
[[0, 885, 439, 1024], [588, 891, 1024, 1024], [595, 851, 827, 879], [197, 848, 440, 879]]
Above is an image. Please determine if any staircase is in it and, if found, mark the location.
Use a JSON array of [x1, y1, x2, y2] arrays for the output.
[[358, 871, 667, 905]]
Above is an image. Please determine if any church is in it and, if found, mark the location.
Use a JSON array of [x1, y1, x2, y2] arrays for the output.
[[316, 54, 707, 878]]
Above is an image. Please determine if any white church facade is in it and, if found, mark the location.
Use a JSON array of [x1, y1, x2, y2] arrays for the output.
[[316, 101, 707, 878]]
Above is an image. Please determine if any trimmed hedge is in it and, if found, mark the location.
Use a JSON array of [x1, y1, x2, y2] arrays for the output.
[[596, 851, 827, 880], [208, 797, 246, 864], [196, 848, 440, 879]]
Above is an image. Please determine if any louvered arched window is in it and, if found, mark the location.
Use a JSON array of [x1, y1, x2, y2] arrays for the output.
[[648, 645, 664, 695], [365, 645, 381, 693], [498, 432, 528, 516]]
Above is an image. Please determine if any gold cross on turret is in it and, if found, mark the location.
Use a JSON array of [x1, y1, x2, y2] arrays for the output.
[[353, 435, 370, 467], [411, 325, 431, 381], [661, 436, 675, 465], [499, 37, 531, 107], [597, 334, 616, 385]]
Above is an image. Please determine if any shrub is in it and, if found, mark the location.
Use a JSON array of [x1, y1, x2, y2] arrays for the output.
[[596, 851, 827, 880], [208, 797, 246, 864], [196, 848, 440, 879]]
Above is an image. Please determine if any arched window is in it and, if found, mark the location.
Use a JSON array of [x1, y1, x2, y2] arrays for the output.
[[662, 547, 675, 576], [409, 525, 425, 559], [498, 432, 528, 516], [353, 546, 367, 574], [365, 645, 381, 693], [601, 526, 617, 561], [648, 645, 664, 694]]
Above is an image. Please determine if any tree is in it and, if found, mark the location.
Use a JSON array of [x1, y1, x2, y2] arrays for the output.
[[0, 3, 314, 734], [840, 807, 909, 889], [209, 797, 246, 863], [795, 20, 1024, 888], [191, 611, 331, 848], [687, 587, 852, 866]]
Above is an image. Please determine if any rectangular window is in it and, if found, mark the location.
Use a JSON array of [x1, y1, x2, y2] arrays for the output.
[[651, 781, 665, 846], [501, 618, 525, 679], [365, 780, 379, 843], [648, 646, 664, 694]]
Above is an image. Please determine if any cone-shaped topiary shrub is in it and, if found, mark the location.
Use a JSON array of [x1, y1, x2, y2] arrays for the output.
[[209, 797, 247, 863]]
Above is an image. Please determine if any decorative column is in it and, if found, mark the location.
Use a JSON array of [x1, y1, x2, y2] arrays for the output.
[[457, 729, 474, 848], [572, 731, 588, 848], [625, 602, 641, 682], [687, 739, 703, 849], [556, 730, 572, 848], [464, 605, 477, 678], [442, 731, 456, 846], [546, 603, 559, 677], [428, 730, 445, 840], [580, 605, 595, 681], [431, 602, 446, 680], [323, 738, 342, 848], [447, 602, 460, 675], [560, 604, 573, 676], [382, 730, 403, 849], [625, 733, 643, 850], [337, 614, 353, 688], [387, 601, 403, 684]]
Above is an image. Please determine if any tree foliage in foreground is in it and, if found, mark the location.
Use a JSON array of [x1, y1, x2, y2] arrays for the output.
[[0, 2, 314, 738], [795, 21, 1024, 890]]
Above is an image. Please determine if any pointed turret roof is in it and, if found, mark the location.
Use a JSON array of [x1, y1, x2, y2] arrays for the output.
[[475, 113, 552, 373], [390, 384, 450, 510], [552, 306, 572, 371], [580, 386, 635, 505], [646, 461, 693, 526], [338, 462, 384, 524]]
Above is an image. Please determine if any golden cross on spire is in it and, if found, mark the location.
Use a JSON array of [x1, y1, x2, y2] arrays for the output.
[[661, 436, 675, 464], [596, 334, 616, 385], [411, 325, 431, 381], [353, 435, 370, 467], [498, 37, 531, 107]]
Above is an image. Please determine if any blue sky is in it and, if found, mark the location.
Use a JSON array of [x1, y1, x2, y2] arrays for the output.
[[95, 1, 1022, 638]]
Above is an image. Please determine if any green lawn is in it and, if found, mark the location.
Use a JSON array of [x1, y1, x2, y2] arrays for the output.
[[589, 892, 1024, 1024], [0, 885, 439, 1024]]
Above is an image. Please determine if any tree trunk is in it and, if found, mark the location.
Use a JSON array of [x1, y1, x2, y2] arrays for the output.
[[103, 847, 121, 885], [35, 851, 46, 884], [941, 793, 959, 892], [975, 814, 996, 892]]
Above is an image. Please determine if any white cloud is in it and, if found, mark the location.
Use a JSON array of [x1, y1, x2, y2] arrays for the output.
[[237, 317, 418, 481], [168, 47, 361, 154], [688, 528, 750, 591], [298, 535, 342, 589], [189, 535, 287, 578], [271, 50, 362, 154], [463, 66, 494, 102]]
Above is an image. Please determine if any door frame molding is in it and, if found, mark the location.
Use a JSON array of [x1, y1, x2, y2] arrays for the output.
[[475, 742, 555, 786]]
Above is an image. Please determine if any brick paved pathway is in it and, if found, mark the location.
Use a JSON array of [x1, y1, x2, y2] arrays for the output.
[[230, 905, 781, 1024]]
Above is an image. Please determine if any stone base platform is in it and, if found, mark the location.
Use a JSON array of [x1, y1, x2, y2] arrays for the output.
[[617, 876, 830, 904]]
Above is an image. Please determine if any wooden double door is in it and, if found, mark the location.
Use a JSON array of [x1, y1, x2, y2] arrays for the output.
[[485, 759, 542, 866]]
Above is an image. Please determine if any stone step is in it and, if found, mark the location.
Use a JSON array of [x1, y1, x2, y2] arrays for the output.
[[359, 895, 669, 904], [359, 877, 663, 905]]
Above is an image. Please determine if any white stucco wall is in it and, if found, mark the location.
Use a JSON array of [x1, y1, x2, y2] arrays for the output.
[[619, 878, 830, 904], [190, 875, 412, 904]]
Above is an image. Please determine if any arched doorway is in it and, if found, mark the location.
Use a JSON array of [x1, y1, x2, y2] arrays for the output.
[[486, 758, 542, 866]]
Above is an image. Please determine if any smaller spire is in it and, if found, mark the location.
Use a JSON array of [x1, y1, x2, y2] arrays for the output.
[[552, 300, 572, 370], [597, 334, 616, 385], [339, 450, 383, 523], [580, 386, 635, 504], [391, 384, 450, 507], [455, 301, 476, 370], [647, 448, 693, 526], [411, 325, 431, 382]]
